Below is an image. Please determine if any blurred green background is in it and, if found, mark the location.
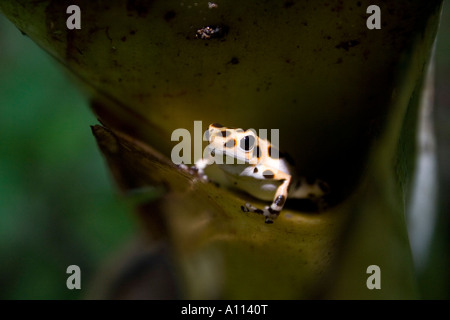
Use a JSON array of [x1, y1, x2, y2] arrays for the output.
[[0, 13, 136, 299], [0, 3, 449, 299]]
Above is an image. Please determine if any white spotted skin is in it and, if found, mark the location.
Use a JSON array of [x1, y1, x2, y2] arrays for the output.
[[192, 123, 330, 223]]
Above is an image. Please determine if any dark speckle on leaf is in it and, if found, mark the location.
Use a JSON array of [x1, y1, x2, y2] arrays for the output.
[[284, 1, 294, 8], [127, 0, 152, 18], [230, 57, 239, 65], [335, 40, 360, 51]]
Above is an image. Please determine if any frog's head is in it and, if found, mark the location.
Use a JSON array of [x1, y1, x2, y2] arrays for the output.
[[207, 123, 259, 164]]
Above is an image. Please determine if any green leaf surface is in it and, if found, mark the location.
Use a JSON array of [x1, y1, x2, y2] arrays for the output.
[[0, 0, 443, 299]]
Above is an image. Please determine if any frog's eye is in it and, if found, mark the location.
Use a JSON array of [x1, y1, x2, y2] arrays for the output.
[[239, 135, 255, 152]]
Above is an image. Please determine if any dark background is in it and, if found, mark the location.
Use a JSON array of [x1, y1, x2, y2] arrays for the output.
[[0, 3, 449, 299]]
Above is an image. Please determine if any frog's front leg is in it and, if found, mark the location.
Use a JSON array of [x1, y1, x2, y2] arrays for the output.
[[191, 157, 213, 181], [241, 173, 291, 224]]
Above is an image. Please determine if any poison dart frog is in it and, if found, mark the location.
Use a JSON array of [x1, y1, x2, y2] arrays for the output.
[[191, 123, 330, 224]]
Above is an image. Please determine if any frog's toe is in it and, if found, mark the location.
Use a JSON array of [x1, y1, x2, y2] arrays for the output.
[[188, 165, 207, 178], [187, 164, 197, 173], [177, 164, 189, 171], [242, 203, 277, 224], [243, 203, 264, 215]]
